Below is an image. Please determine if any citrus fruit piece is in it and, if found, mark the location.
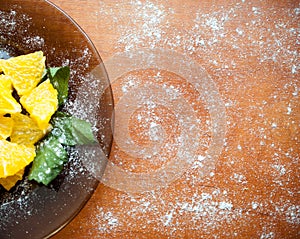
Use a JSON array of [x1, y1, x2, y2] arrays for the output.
[[0, 90, 22, 115], [0, 168, 24, 191], [0, 71, 22, 115], [20, 79, 58, 130], [1, 51, 46, 95], [10, 113, 45, 145], [0, 116, 14, 140], [0, 139, 35, 178], [0, 74, 13, 93], [0, 59, 4, 72]]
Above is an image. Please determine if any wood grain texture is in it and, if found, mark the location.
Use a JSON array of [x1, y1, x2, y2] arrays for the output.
[[50, 0, 299, 238]]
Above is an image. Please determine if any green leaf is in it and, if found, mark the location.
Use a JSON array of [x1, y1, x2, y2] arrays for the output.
[[48, 66, 70, 106], [28, 112, 96, 186], [50, 112, 96, 146], [70, 117, 96, 145], [50, 116, 75, 145], [28, 137, 68, 185]]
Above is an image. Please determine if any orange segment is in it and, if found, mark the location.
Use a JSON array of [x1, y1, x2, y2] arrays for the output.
[[0, 90, 22, 115], [10, 113, 45, 145], [0, 72, 21, 116], [20, 79, 58, 130], [0, 74, 13, 93], [0, 168, 24, 191], [1, 51, 45, 95], [0, 139, 35, 178], [0, 116, 14, 139], [0, 59, 4, 72], [0, 75, 21, 115]]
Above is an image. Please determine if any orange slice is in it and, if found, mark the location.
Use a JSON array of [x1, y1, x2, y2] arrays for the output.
[[0, 90, 22, 115], [0, 116, 14, 140], [20, 79, 58, 130], [10, 113, 45, 145], [0, 139, 35, 178], [0, 59, 4, 73], [0, 168, 24, 191], [0, 73, 22, 115], [0, 74, 13, 93], [1, 51, 45, 95]]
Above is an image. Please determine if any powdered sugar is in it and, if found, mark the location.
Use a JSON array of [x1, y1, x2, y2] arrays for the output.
[[84, 0, 300, 237], [116, 1, 167, 51], [2, 0, 299, 237], [0, 9, 45, 52]]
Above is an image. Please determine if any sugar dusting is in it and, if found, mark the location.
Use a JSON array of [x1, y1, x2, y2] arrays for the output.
[[0, 9, 45, 51], [1, 0, 299, 237], [76, 0, 300, 238], [116, 1, 167, 51]]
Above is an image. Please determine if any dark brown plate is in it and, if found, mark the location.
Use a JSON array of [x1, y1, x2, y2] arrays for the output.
[[0, 1, 113, 238]]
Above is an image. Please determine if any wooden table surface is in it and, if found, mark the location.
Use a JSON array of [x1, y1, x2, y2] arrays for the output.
[[51, 0, 299, 238]]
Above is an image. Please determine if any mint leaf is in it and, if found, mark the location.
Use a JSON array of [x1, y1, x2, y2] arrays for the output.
[[70, 117, 96, 145], [50, 112, 96, 146], [28, 137, 68, 185], [28, 112, 96, 186], [48, 66, 70, 106], [50, 116, 75, 145]]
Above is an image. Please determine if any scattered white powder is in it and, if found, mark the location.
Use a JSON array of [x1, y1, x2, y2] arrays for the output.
[[24, 35, 45, 48], [218, 201, 233, 210], [271, 122, 277, 128], [115, 0, 168, 51], [231, 173, 248, 184], [163, 209, 174, 226], [285, 205, 300, 225], [252, 7, 261, 15], [236, 27, 244, 36], [291, 64, 297, 74], [86, 189, 241, 237], [93, 208, 120, 233], [260, 230, 275, 239], [252, 202, 259, 210], [287, 106, 292, 115], [87, 0, 300, 237], [191, 155, 205, 169], [0, 9, 45, 51], [272, 164, 286, 176], [2, 0, 299, 237]]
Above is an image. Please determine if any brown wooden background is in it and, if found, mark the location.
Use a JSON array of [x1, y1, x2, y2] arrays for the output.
[[51, 0, 299, 238]]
